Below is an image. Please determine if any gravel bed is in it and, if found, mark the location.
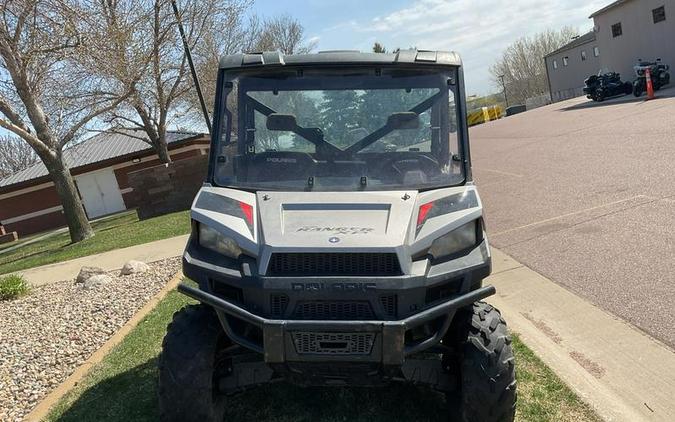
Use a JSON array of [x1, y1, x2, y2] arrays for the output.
[[0, 257, 181, 421]]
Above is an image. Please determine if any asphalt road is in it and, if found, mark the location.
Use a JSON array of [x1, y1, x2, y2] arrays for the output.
[[470, 87, 675, 348]]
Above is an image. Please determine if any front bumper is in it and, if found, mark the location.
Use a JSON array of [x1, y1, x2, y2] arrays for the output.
[[179, 283, 495, 365], [180, 236, 493, 365]]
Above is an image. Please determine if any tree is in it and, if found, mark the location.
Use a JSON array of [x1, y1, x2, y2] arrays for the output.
[[96, 0, 252, 163], [490, 27, 579, 105], [372, 42, 386, 53], [0, 135, 37, 178], [253, 14, 317, 55], [0, 0, 132, 242]]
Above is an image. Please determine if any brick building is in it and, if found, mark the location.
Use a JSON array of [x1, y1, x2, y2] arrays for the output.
[[0, 130, 209, 237]]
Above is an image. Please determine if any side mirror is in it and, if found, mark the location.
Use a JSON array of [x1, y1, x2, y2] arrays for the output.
[[387, 112, 420, 130], [266, 114, 298, 131]]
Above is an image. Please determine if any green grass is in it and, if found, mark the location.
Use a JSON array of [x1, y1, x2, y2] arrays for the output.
[[47, 291, 601, 422], [0, 273, 30, 300], [0, 210, 190, 275]]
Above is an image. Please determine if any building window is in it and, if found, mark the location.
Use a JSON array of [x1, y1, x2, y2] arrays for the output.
[[653, 6, 666, 23], [612, 22, 622, 37], [553, 59, 558, 69], [563, 56, 569, 66], [581, 50, 587, 61], [594, 46, 600, 57]]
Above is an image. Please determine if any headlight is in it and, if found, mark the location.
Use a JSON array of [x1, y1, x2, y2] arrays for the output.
[[428, 220, 477, 260], [198, 224, 242, 259]]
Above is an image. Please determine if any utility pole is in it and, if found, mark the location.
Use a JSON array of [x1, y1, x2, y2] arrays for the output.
[[498, 75, 509, 108]]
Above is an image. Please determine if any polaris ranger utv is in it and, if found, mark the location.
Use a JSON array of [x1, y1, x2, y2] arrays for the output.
[[159, 50, 516, 422]]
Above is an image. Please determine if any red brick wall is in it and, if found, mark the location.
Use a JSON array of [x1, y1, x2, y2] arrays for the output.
[[3, 209, 67, 237], [0, 185, 62, 221], [0, 141, 209, 237]]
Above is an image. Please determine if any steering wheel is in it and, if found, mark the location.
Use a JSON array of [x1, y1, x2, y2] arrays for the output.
[[375, 154, 443, 183]]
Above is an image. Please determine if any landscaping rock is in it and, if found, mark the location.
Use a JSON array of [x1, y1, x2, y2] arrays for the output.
[[75, 266, 106, 284], [81, 274, 113, 290], [0, 257, 180, 421], [120, 260, 150, 275]]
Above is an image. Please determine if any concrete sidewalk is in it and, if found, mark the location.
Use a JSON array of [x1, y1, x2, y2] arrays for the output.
[[487, 248, 675, 422], [15, 234, 189, 287]]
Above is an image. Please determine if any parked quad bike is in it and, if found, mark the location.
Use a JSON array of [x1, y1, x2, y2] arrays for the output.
[[583, 71, 632, 102], [633, 59, 671, 97]]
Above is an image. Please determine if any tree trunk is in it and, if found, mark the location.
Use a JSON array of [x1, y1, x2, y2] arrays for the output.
[[156, 128, 172, 164], [156, 140, 172, 164], [46, 154, 95, 243]]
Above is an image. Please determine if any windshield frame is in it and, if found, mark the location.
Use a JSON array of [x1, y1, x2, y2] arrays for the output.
[[207, 65, 471, 192]]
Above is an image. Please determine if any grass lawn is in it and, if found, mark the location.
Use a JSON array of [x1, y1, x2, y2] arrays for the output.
[[0, 210, 190, 275], [46, 290, 601, 422]]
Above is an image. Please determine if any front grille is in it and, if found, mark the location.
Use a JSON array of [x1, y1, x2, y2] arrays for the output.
[[268, 253, 402, 276], [292, 301, 374, 320], [292, 332, 376, 355], [379, 295, 398, 319], [270, 294, 289, 317]]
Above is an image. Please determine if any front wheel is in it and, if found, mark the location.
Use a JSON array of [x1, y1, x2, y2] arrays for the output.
[[444, 302, 517, 422], [595, 90, 605, 102], [159, 305, 231, 422], [633, 82, 643, 97]]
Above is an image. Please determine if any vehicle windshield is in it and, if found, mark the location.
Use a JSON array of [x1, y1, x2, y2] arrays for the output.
[[214, 67, 463, 191]]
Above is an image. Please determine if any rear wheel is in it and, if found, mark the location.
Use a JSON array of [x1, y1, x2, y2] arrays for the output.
[[444, 302, 517, 422], [159, 305, 231, 422]]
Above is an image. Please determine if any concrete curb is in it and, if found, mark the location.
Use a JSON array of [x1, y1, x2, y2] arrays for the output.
[[23, 271, 183, 422], [487, 248, 675, 422]]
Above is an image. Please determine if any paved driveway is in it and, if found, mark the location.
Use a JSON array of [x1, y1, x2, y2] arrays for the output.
[[470, 87, 675, 347]]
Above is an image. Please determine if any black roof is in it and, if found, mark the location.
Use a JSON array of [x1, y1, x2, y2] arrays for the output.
[[544, 31, 596, 58], [219, 49, 462, 70]]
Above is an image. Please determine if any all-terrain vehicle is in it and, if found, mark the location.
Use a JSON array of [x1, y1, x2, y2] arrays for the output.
[[633, 58, 671, 97], [583, 70, 632, 102], [159, 50, 517, 422]]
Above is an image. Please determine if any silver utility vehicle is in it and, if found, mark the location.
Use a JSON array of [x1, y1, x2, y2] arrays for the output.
[[159, 50, 517, 422]]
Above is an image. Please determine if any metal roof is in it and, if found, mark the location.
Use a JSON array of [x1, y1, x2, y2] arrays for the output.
[[544, 31, 596, 58], [0, 130, 201, 188], [219, 49, 463, 70], [589, 0, 633, 18]]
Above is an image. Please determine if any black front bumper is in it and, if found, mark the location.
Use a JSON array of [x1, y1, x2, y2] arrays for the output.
[[179, 283, 495, 365], [180, 237, 493, 365]]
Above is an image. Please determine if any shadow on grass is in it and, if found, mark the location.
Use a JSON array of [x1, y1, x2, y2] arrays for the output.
[[56, 358, 449, 422]]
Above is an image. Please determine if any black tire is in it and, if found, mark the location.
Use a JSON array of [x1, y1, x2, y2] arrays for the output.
[[633, 83, 643, 97], [595, 90, 605, 102], [444, 302, 517, 422], [159, 305, 230, 422]]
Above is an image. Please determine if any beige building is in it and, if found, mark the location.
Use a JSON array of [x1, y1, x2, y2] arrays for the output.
[[546, 0, 675, 102], [545, 31, 601, 102]]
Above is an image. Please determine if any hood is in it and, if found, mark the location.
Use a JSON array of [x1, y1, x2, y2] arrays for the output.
[[256, 191, 418, 250]]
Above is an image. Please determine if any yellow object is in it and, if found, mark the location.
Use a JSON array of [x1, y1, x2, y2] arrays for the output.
[[467, 104, 504, 127]]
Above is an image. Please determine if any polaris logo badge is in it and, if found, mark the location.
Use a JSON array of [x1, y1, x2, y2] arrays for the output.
[[328, 237, 341, 244], [291, 282, 377, 292], [297, 226, 374, 235], [266, 157, 296, 163]]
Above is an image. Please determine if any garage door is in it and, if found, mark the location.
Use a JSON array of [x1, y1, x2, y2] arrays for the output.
[[75, 169, 126, 219]]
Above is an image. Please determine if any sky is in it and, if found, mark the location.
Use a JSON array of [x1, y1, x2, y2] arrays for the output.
[[251, 0, 612, 95]]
